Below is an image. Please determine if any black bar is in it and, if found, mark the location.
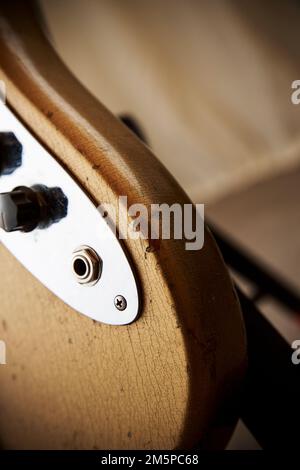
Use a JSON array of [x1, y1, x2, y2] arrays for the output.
[[237, 287, 300, 449]]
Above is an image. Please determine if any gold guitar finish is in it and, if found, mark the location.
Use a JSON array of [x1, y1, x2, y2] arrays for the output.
[[0, 1, 246, 449]]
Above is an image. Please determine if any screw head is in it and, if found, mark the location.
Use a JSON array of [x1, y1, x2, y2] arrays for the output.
[[114, 295, 127, 311]]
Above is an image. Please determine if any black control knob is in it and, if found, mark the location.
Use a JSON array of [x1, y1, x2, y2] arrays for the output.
[[0, 185, 68, 233], [0, 132, 22, 176]]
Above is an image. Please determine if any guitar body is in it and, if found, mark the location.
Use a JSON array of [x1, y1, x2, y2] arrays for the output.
[[0, 1, 246, 449]]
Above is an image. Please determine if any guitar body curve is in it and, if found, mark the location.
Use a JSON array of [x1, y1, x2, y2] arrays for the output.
[[0, 1, 246, 449]]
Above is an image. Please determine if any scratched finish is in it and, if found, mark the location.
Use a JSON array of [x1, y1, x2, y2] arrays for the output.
[[0, 2, 246, 449]]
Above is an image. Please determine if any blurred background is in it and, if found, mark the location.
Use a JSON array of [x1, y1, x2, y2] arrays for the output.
[[38, 0, 300, 449]]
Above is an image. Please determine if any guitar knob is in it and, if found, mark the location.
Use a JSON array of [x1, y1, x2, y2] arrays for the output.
[[0, 132, 22, 176], [0, 185, 68, 233]]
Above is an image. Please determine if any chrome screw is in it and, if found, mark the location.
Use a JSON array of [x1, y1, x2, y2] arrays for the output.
[[114, 295, 127, 311]]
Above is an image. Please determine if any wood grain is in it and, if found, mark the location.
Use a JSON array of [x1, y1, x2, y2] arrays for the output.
[[0, 1, 246, 449]]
